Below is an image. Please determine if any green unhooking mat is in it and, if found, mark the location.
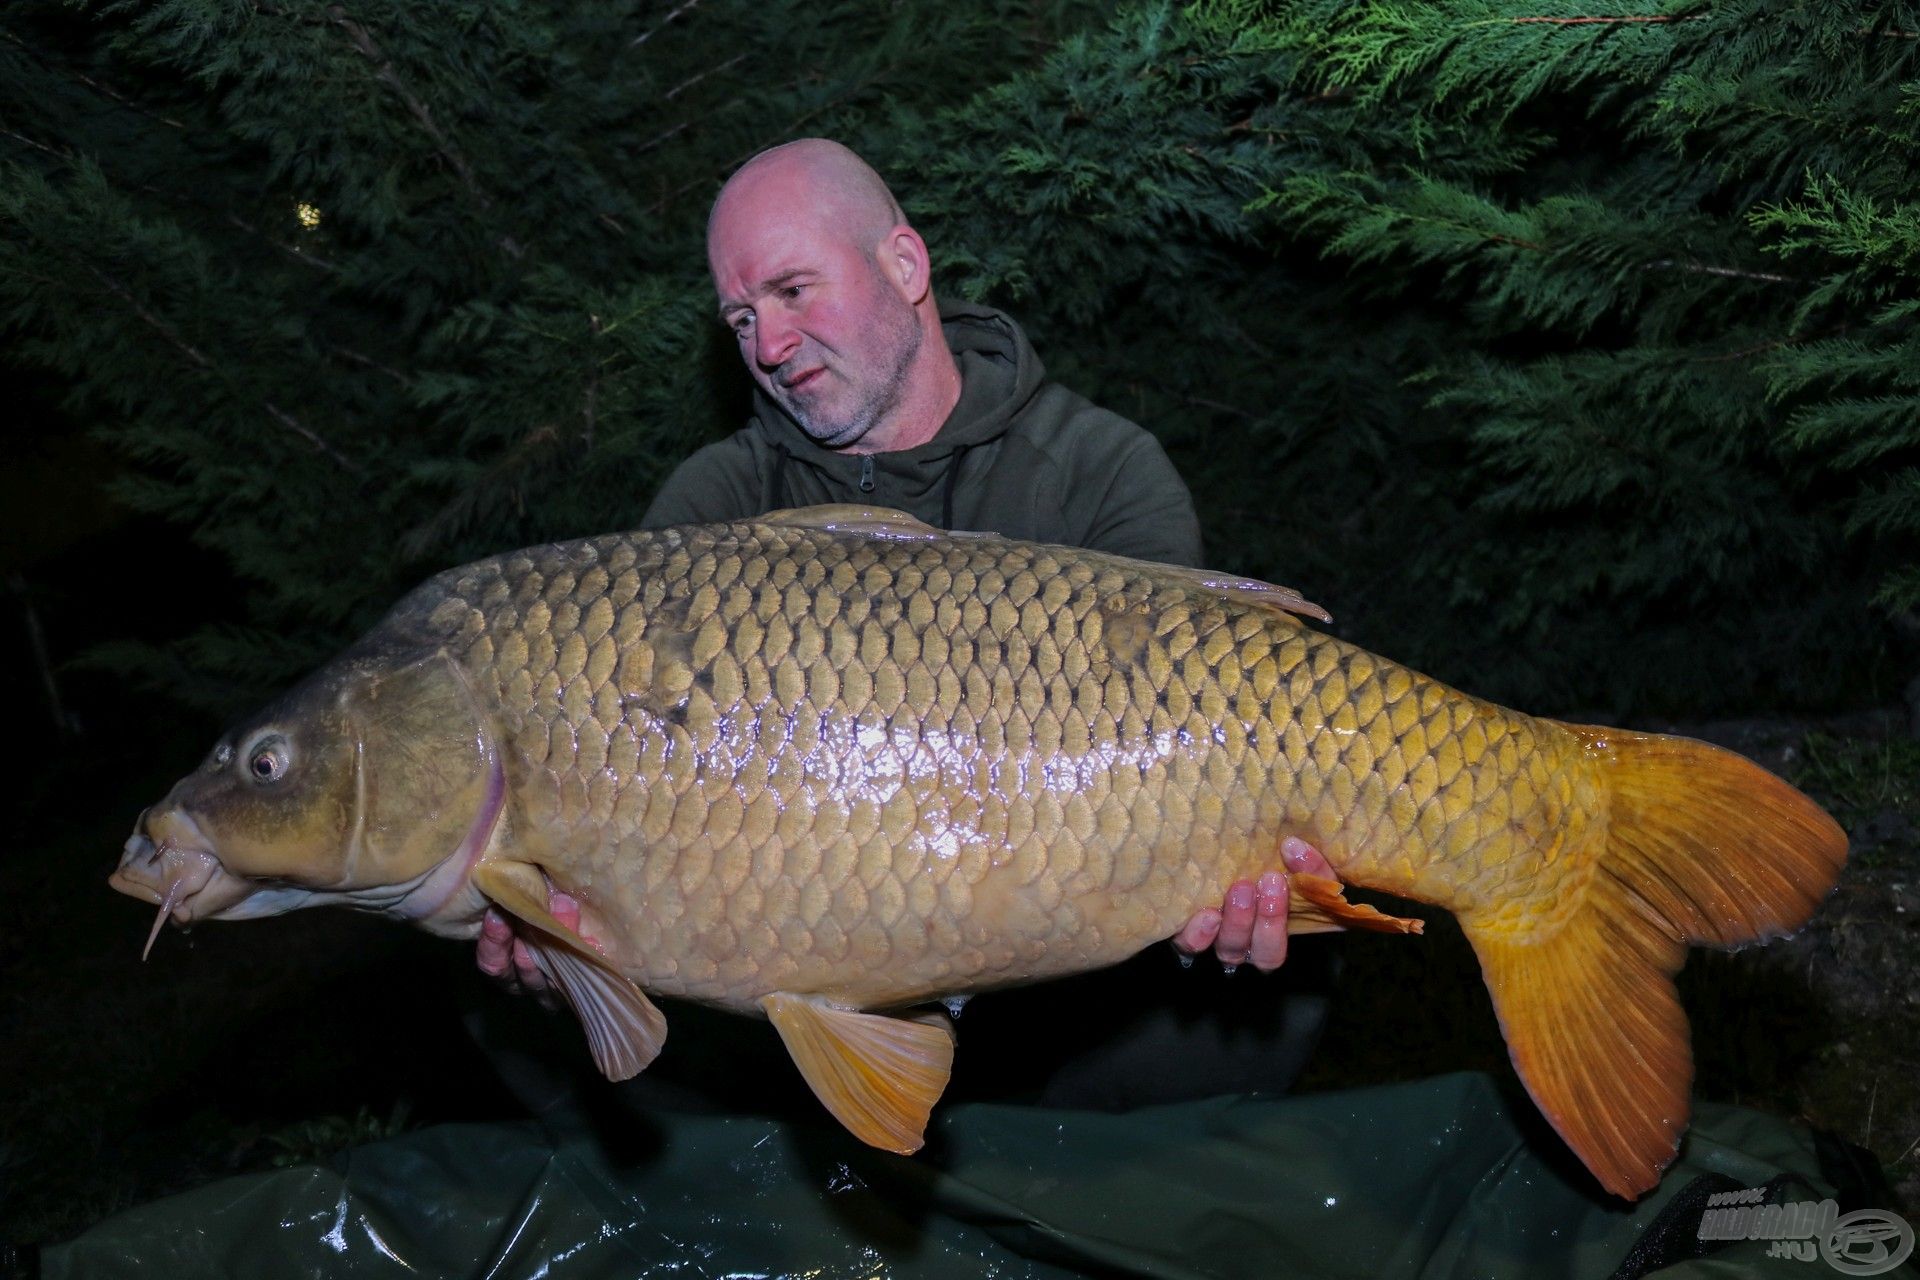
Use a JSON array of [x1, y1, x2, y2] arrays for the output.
[[40, 1074, 1912, 1279]]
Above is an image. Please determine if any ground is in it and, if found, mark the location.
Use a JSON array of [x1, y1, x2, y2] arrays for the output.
[[2, 708, 1914, 1246]]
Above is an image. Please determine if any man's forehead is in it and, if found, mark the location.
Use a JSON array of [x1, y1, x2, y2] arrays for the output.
[[711, 226, 816, 298], [709, 196, 842, 298]]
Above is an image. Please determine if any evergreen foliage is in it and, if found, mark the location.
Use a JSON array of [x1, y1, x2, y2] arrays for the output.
[[1249, 0, 1920, 709], [2, 0, 1914, 718]]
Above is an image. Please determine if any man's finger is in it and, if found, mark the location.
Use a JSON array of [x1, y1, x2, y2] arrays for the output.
[[1248, 871, 1289, 971], [476, 908, 514, 978], [1215, 879, 1256, 966], [1281, 836, 1334, 877], [1172, 908, 1222, 956], [510, 937, 549, 992]]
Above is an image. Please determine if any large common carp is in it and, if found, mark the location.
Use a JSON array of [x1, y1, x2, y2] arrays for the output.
[[112, 506, 1846, 1198]]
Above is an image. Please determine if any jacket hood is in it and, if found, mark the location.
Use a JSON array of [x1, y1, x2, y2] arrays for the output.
[[748, 301, 1047, 470]]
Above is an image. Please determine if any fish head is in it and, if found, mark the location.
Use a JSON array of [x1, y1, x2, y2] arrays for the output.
[[112, 649, 502, 950]]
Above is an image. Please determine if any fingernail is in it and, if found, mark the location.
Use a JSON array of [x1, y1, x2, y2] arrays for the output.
[[1258, 871, 1284, 894], [1281, 838, 1311, 869], [1229, 882, 1254, 910]]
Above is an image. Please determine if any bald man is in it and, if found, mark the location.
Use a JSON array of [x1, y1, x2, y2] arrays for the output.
[[642, 137, 1200, 563], [476, 140, 1337, 1114]]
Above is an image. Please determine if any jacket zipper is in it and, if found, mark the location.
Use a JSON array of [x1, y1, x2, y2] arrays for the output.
[[859, 455, 875, 493]]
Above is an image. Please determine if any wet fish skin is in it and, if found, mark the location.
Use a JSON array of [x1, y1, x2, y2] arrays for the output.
[[433, 515, 1536, 1007], [111, 506, 1846, 1199]]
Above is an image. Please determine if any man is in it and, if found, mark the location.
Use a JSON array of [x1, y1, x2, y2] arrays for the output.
[[479, 139, 1335, 1108]]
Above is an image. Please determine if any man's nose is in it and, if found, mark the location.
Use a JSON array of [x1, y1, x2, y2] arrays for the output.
[[753, 311, 801, 370]]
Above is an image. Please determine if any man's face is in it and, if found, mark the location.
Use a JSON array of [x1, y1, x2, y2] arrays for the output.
[[709, 192, 921, 451]]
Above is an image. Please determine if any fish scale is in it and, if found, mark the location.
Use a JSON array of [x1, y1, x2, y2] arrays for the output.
[[424, 520, 1577, 1009], [114, 505, 1847, 1198]]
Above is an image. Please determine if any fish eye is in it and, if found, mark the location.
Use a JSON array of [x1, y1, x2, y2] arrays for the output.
[[244, 737, 290, 784]]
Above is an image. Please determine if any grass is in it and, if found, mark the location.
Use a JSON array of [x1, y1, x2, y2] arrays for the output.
[[1795, 731, 1920, 864]]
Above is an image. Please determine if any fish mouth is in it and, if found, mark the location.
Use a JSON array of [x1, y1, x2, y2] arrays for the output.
[[109, 809, 258, 959]]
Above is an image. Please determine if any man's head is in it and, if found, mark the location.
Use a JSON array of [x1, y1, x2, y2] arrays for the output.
[[708, 139, 953, 453]]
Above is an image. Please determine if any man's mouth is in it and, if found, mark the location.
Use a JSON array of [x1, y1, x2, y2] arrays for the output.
[[779, 366, 825, 392]]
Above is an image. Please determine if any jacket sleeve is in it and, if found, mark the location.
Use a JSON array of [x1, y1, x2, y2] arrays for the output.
[[1062, 409, 1205, 569], [639, 432, 768, 530]]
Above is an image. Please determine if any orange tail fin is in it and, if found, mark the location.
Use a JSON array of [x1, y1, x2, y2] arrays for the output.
[[1461, 726, 1847, 1199]]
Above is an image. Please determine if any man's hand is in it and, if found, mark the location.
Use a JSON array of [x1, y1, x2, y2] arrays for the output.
[[1172, 837, 1334, 972], [475, 891, 583, 1005]]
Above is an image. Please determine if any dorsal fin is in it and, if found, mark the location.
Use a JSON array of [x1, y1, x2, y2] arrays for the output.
[[1159, 565, 1331, 623], [758, 505, 942, 541], [757, 504, 1330, 621]]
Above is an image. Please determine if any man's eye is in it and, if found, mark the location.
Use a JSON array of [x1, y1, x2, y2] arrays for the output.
[[782, 284, 804, 299], [730, 314, 753, 335]]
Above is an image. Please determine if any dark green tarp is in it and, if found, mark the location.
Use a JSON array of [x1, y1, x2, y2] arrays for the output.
[[43, 1073, 1905, 1279]]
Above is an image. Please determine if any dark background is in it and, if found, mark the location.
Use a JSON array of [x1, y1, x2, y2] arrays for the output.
[[3, 0, 1917, 1245]]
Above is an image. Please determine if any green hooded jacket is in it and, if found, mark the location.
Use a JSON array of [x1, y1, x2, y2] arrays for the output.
[[641, 302, 1203, 567]]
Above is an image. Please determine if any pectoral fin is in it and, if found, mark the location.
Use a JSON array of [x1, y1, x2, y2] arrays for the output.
[[1288, 873, 1424, 935], [473, 860, 666, 1080], [762, 993, 955, 1154]]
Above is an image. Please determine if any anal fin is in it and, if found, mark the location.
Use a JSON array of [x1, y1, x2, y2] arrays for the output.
[[473, 860, 666, 1081], [1289, 872, 1424, 935], [762, 993, 955, 1154]]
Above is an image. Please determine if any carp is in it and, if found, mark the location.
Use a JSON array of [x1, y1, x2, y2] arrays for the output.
[[111, 506, 1846, 1198]]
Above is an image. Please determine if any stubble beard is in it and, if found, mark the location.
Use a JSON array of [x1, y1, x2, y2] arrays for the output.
[[780, 292, 923, 451]]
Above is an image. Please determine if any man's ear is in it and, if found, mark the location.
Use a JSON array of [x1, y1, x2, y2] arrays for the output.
[[878, 225, 933, 306]]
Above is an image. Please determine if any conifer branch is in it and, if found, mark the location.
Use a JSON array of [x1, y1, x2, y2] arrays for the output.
[[583, 314, 603, 448], [8, 572, 81, 738], [1644, 259, 1803, 285], [323, 5, 524, 259], [0, 28, 187, 132], [641, 84, 875, 216], [1185, 395, 1259, 421], [1496, 13, 1911, 36], [0, 124, 64, 161], [225, 212, 339, 274], [86, 264, 362, 473], [263, 402, 363, 473], [632, 120, 689, 158], [87, 265, 216, 372], [3, 112, 341, 281], [1499, 15, 1700, 26], [1690, 328, 1840, 364], [401, 421, 563, 559], [665, 52, 748, 101], [629, 0, 705, 49], [325, 342, 413, 387]]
